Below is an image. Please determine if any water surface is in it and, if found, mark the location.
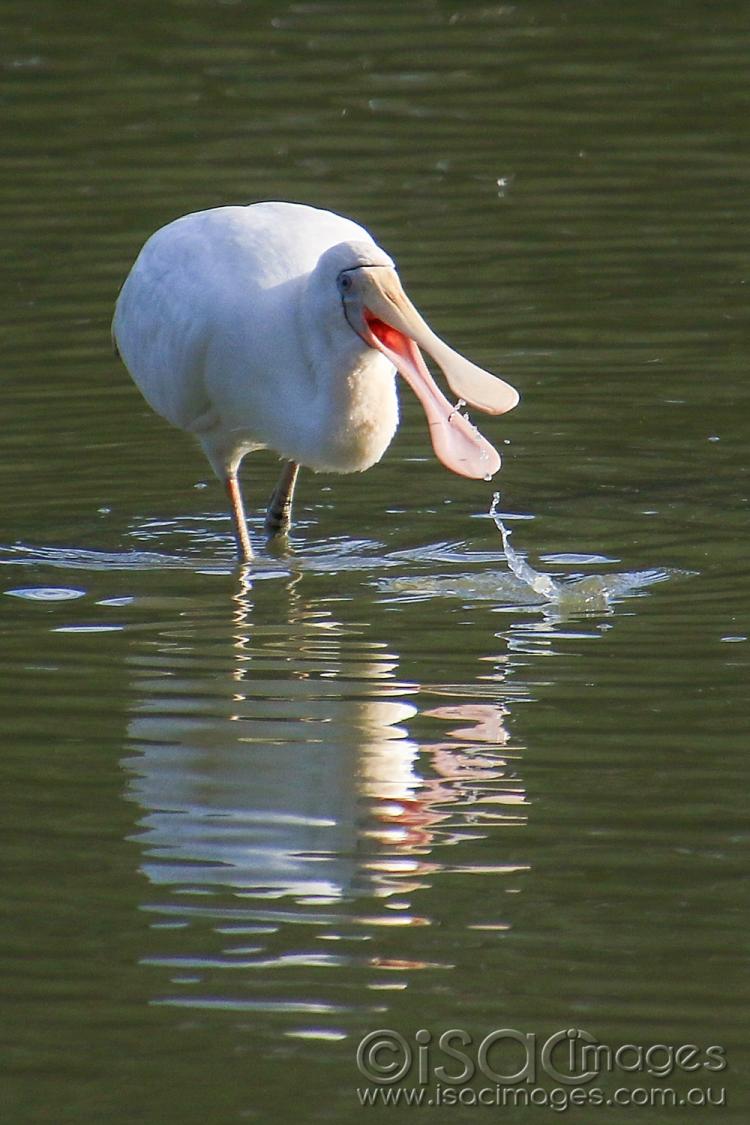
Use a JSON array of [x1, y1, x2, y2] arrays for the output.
[[1, 2, 748, 1121]]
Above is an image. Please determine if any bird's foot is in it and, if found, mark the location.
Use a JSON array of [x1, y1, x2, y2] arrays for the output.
[[264, 504, 292, 537]]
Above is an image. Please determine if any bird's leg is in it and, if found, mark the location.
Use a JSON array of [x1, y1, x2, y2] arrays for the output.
[[225, 472, 253, 561], [265, 461, 300, 535]]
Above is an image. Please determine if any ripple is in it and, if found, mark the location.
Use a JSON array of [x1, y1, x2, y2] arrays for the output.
[[151, 996, 351, 1015], [0, 542, 286, 577], [4, 585, 86, 601], [53, 623, 125, 634]]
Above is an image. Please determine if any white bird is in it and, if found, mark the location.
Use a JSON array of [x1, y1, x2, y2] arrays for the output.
[[112, 202, 519, 561]]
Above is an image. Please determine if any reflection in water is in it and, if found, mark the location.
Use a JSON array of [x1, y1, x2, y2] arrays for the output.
[[4, 516, 677, 1021], [118, 520, 678, 1021], [127, 580, 419, 901], [123, 569, 524, 1012]]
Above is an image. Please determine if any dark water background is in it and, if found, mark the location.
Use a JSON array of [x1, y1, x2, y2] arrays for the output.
[[1, 2, 748, 1121]]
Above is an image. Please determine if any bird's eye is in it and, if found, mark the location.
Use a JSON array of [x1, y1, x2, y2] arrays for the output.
[[337, 271, 354, 294]]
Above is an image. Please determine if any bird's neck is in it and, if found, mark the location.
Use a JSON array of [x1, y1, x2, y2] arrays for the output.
[[298, 277, 358, 385], [292, 279, 399, 473]]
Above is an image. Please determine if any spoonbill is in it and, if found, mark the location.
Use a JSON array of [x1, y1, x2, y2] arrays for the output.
[[112, 202, 519, 560]]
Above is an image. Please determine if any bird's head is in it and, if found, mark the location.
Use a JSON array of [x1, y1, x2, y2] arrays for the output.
[[321, 240, 520, 480]]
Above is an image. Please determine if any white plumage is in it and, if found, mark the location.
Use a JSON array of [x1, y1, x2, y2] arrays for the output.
[[113, 201, 519, 560]]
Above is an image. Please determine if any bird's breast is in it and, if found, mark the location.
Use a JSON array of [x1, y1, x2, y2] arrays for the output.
[[300, 350, 400, 474]]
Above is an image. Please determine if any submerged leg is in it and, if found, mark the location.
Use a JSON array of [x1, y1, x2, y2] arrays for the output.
[[225, 472, 253, 562], [265, 461, 300, 535]]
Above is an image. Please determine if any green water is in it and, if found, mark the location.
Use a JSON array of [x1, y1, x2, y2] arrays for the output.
[[1, 2, 748, 1122]]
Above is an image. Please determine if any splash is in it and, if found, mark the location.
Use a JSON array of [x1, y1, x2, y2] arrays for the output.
[[377, 500, 678, 610], [489, 493, 670, 612], [490, 495, 561, 601]]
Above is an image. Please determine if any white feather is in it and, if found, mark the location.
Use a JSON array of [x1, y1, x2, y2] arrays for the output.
[[113, 202, 399, 477]]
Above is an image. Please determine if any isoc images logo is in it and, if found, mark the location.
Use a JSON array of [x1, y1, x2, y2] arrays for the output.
[[355, 1026, 727, 1087]]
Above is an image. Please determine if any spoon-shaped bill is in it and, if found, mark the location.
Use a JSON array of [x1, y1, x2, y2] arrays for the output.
[[361, 271, 520, 415], [365, 314, 501, 479]]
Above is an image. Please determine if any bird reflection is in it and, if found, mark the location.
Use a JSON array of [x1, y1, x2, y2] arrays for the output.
[[126, 575, 518, 891], [123, 567, 525, 1000]]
